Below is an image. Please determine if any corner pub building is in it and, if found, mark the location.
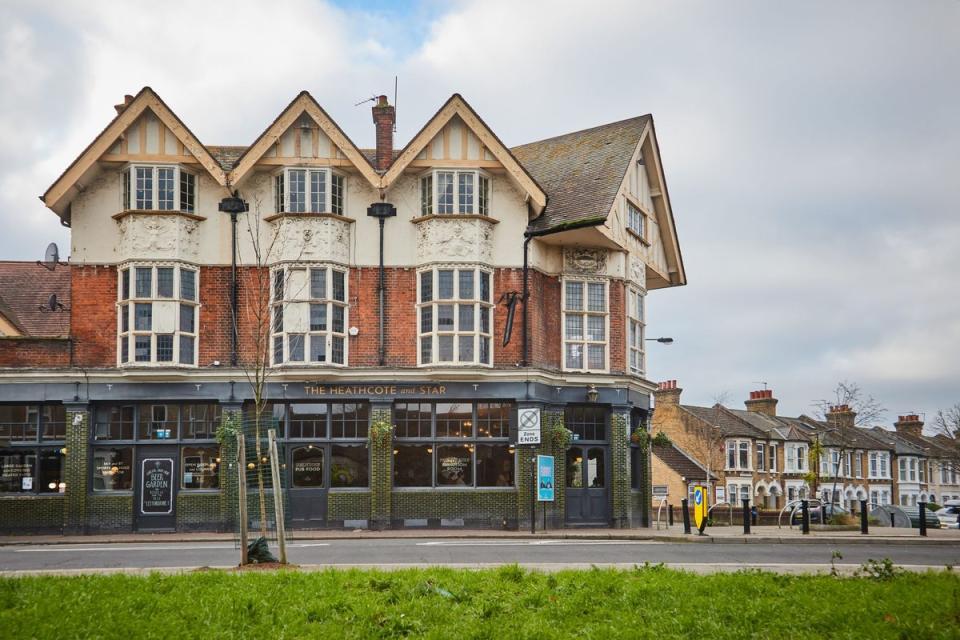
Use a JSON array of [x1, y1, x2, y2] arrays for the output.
[[0, 88, 685, 534]]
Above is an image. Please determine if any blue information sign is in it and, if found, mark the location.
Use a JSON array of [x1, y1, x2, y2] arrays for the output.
[[537, 455, 555, 502]]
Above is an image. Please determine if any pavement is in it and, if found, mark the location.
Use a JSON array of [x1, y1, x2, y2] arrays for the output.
[[2, 524, 958, 546]]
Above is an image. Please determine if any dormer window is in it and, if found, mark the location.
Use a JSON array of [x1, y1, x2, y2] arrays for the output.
[[274, 168, 345, 215], [121, 165, 196, 212], [420, 170, 490, 216]]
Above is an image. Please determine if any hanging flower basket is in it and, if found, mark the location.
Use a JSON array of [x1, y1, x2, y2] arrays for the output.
[[631, 428, 650, 450], [551, 424, 574, 450], [368, 419, 394, 447]]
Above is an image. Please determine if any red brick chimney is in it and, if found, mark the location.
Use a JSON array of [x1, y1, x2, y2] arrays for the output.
[[826, 404, 856, 430], [653, 380, 682, 407], [745, 389, 778, 417], [894, 414, 924, 438], [372, 95, 395, 172]]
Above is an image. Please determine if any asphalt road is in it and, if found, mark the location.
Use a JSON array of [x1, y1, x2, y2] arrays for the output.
[[2, 539, 958, 573]]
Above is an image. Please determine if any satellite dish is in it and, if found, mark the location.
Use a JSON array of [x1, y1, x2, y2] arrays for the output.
[[37, 243, 60, 271], [38, 293, 69, 313]]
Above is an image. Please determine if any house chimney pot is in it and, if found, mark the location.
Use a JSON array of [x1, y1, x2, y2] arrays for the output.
[[654, 380, 682, 406], [114, 94, 135, 115], [372, 95, 395, 172], [745, 388, 778, 417], [894, 413, 924, 437]]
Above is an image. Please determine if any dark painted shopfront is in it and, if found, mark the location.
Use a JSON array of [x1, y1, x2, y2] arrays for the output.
[[0, 380, 652, 533]]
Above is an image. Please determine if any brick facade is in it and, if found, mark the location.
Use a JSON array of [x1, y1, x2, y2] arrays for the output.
[[0, 338, 70, 367], [69, 265, 117, 367]]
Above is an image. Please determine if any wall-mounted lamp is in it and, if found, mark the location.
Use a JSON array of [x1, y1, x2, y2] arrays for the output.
[[586, 384, 599, 403], [646, 337, 674, 344]]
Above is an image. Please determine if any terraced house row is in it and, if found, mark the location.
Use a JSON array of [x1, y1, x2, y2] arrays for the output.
[[0, 88, 685, 533], [651, 382, 960, 511]]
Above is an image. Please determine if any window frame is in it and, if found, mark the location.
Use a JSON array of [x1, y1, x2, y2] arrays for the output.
[[418, 168, 491, 216], [627, 286, 646, 376], [273, 167, 346, 216], [392, 401, 516, 489], [117, 263, 199, 367], [121, 164, 197, 213], [416, 266, 494, 367], [625, 195, 649, 242], [562, 277, 610, 373], [270, 264, 349, 367]]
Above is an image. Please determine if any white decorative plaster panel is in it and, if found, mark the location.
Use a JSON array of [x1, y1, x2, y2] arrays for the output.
[[118, 214, 201, 261], [629, 255, 646, 289], [416, 217, 494, 263], [272, 216, 352, 264], [563, 247, 607, 275]]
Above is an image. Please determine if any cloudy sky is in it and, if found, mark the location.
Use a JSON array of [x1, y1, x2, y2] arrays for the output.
[[1, 0, 957, 426]]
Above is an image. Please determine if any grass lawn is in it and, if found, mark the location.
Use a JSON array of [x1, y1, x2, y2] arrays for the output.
[[2, 565, 958, 639]]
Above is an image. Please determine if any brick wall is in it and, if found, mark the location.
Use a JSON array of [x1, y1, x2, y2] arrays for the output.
[[58, 263, 579, 372], [0, 338, 70, 367], [70, 265, 117, 367], [528, 270, 561, 370], [0, 497, 64, 532]]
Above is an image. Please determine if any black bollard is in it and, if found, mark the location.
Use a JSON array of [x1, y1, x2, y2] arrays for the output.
[[668, 504, 674, 526], [860, 499, 868, 535], [681, 498, 691, 534], [919, 501, 927, 537], [820, 504, 828, 525], [890, 511, 895, 528], [801, 500, 810, 535], [742, 499, 751, 534]]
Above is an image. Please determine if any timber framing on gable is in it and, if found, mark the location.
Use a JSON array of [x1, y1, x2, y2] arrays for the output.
[[382, 94, 547, 213], [41, 87, 227, 218], [228, 91, 381, 190], [608, 120, 685, 288]]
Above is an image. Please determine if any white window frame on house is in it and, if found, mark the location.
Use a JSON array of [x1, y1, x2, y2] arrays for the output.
[[121, 164, 196, 213], [273, 167, 346, 216], [768, 443, 778, 472], [562, 278, 609, 373], [869, 451, 890, 479], [419, 169, 491, 216], [757, 443, 765, 471], [416, 266, 493, 367], [627, 286, 645, 376], [117, 263, 199, 367], [725, 439, 752, 471], [785, 443, 807, 473], [270, 264, 349, 367], [854, 451, 863, 478], [625, 196, 648, 242]]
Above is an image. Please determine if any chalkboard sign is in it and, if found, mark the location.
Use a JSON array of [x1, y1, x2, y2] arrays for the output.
[[141, 458, 174, 514]]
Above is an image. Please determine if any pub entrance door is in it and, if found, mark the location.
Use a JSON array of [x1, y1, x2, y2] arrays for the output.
[[135, 445, 178, 531], [565, 445, 609, 525], [288, 444, 328, 528]]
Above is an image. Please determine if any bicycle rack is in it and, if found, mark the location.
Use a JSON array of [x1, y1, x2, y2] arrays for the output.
[[654, 496, 669, 530], [707, 501, 734, 526], [778, 498, 824, 529]]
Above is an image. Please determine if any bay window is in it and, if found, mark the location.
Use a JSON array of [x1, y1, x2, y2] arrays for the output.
[[563, 279, 608, 372], [121, 165, 196, 212], [274, 168, 345, 215], [271, 264, 348, 366], [420, 169, 490, 216], [118, 264, 198, 366], [418, 267, 493, 366], [726, 439, 751, 470]]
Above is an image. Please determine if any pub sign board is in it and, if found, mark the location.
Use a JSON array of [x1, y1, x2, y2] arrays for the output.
[[141, 458, 174, 515]]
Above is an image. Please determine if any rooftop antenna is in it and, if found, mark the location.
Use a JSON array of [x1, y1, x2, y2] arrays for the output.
[[354, 95, 378, 107], [37, 242, 60, 271], [393, 76, 398, 133], [752, 381, 768, 390], [38, 293, 69, 313]]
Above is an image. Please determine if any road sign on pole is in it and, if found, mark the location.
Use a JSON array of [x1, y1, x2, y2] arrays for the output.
[[537, 455, 555, 502]]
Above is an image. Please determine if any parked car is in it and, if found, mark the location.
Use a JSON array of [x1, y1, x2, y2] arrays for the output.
[[936, 501, 960, 529], [791, 503, 848, 525]]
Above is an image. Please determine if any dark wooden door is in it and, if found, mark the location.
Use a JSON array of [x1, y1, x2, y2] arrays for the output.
[[565, 445, 608, 525]]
